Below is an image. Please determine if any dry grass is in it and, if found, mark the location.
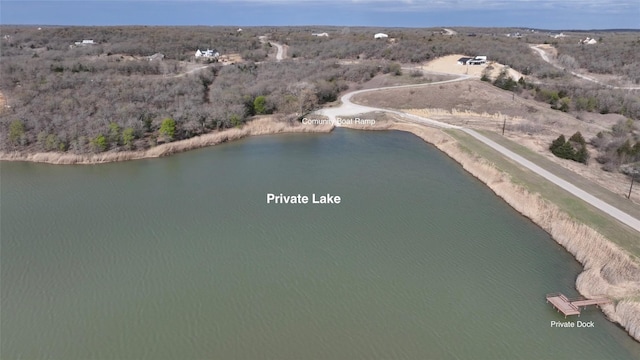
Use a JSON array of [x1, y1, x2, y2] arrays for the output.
[[405, 108, 532, 132], [0, 117, 334, 165], [219, 53, 243, 65], [355, 79, 636, 205], [0, 91, 7, 114], [342, 118, 640, 342]]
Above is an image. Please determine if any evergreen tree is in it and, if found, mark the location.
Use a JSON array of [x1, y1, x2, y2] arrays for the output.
[[552, 141, 576, 160], [575, 145, 589, 164], [550, 134, 566, 151], [569, 131, 586, 145]]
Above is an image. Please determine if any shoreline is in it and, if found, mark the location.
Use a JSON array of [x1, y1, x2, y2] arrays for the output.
[[0, 117, 334, 165], [340, 119, 640, 343]]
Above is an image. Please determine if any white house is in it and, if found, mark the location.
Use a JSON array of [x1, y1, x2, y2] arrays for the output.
[[195, 49, 220, 58], [374, 33, 389, 39], [312, 32, 329, 37], [73, 39, 95, 46], [579, 37, 597, 45]]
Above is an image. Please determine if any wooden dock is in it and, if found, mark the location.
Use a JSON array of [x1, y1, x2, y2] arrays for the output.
[[546, 293, 610, 317]]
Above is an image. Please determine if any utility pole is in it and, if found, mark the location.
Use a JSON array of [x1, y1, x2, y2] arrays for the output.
[[628, 171, 638, 199]]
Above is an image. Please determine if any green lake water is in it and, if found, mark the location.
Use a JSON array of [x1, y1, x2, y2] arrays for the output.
[[2, 129, 639, 359]]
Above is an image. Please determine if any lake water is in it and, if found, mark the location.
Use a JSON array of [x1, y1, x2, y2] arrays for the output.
[[2, 129, 639, 359]]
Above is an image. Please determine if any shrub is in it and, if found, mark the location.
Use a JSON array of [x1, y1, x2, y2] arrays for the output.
[[230, 114, 243, 127], [122, 127, 135, 149], [159, 117, 176, 141], [91, 134, 108, 152], [8, 120, 25, 145], [253, 95, 267, 115]]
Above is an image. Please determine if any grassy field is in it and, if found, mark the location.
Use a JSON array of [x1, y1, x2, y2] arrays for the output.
[[445, 128, 640, 259]]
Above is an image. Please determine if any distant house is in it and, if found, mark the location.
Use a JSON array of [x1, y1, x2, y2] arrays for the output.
[[374, 33, 389, 39], [579, 37, 597, 45], [312, 32, 329, 37], [458, 55, 487, 65], [195, 49, 220, 58], [550, 33, 567, 39], [73, 39, 95, 46]]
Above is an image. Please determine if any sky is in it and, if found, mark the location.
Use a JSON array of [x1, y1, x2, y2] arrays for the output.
[[1, 0, 638, 30]]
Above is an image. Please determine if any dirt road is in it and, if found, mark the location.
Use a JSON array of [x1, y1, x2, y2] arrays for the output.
[[316, 74, 471, 128], [531, 45, 640, 90], [314, 73, 640, 233], [259, 35, 286, 61], [271, 41, 285, 61], [173, 64, 213, 78]]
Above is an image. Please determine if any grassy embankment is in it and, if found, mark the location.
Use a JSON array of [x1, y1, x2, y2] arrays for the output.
[[341, 116, 640, 342], [0, 117, 334, 165]]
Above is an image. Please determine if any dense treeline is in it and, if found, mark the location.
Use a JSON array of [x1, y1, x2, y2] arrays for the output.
[[1, 25, 639, 155], [0, 26, 385, 152], [1, 59, 381, 152], [553, 33, 640, 84], [488, 71, 640, 120], [590, 119, 640, 172]]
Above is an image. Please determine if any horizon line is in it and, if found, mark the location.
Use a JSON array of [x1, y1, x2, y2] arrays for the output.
[[2, 24, 639, 32]]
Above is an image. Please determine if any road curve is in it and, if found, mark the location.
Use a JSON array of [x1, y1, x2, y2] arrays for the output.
[[271, 42, 285, 61], [316, 74, 471, 128], [314, 72, 640, 233], [531, 45, 640, 90]]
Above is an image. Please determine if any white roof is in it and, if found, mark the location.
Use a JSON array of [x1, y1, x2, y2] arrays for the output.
[[374, 33, 389, 38]]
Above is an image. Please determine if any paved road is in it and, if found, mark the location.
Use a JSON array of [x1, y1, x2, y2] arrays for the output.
[[314, 73, 640, 233], [531, 45, 640, 90]]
